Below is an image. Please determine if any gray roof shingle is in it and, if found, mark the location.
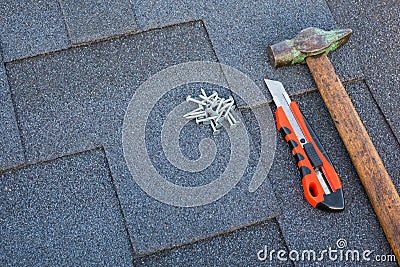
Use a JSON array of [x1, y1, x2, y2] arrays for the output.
[[0, 149, 133, 266], [135, 219, 292, 266], [59, 0, 138, 44], [132, 0, 363, 97], [0, 0, 69, 62], [0, 61, 24, 169]]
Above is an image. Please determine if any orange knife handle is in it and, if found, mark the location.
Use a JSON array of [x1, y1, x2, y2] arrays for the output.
[[275, 106, 325, 208], [289, 102, 342, 192]]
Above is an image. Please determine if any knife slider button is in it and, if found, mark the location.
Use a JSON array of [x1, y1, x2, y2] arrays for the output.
[[304, 143, 323, 167]]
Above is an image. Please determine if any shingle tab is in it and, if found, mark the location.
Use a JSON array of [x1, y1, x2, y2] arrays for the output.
[[133, 0, 201, 30], [0, 61, 24, 169], [0, 149, 133, 266], [59, 0, 137, 44], [136, 219, 292, 266], [0, 1, 69, 62]]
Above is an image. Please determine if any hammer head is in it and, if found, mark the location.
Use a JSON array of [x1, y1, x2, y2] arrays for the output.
[[268, 27, 352, 68]]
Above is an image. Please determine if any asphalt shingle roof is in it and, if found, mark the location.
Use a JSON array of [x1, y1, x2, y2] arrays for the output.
[[0, 149, 133, 266], [0, 0, 399, 266]]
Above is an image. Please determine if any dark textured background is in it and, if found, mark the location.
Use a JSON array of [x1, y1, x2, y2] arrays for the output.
[[0, 0, 398, 266]]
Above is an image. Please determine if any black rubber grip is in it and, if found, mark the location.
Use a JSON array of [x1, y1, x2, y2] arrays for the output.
[[303, 117, 333, 165], [288, 140, 298, 149], [303, 142, 323, 167], [299, 166, 312, 177], [294, 153, 305, 164], [280, 127, 291, 136]]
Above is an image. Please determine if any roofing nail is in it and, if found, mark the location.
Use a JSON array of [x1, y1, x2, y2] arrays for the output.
[[183, 109, 205, 118], [216, 98, 225, 113], [210, 120, 220, 135], [196, 116, 206, 124], [201, 88, 207, 97], [223, 96, 234, 103], [206, 107, 218, 117], [210, 98, 219, 109], [196, 116, 218, 123], [184, 111, 207, 119], [226, 113, 238, 129], [222, 102, 234, 116], [186, 96, 207, 106]]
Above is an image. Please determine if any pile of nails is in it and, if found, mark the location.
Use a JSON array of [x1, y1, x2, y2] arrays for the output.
[[183, 89, 239, 135]]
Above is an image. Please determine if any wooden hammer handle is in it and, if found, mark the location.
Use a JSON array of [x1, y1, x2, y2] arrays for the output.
[[306, 53, 400, 262]]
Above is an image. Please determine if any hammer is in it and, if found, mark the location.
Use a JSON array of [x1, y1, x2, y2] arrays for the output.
[[268, 27, 400, 262]]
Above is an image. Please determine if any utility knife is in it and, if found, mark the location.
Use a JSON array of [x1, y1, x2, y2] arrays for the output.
[[265, 79, 344, 211]]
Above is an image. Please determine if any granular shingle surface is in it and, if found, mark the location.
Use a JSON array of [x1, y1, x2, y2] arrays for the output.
[[0, 0, 399, 265], [0, 0, 69, 62], [0, 61, 24, 169], [59, 0, 137, 44], [133, 0, 201, 30], [135, 219, 292, 266], [0, 149, 133, 266], [6, 21, 214, 163]]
